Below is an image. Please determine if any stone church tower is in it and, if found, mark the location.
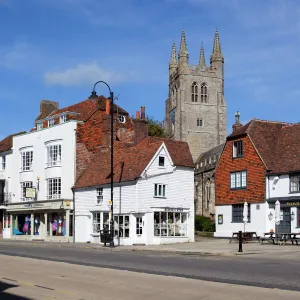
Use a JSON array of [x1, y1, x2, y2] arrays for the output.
[[164, 30, 227, 161]]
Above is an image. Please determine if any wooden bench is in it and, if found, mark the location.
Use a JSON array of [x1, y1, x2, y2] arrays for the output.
[[230, 231, 260, 243]]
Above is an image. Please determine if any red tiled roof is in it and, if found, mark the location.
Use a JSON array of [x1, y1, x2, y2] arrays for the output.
[[0, 131, 26, 153], [50, 96, 128, 121], [74, 137, 194, 188], [228, 119, 300, 173]]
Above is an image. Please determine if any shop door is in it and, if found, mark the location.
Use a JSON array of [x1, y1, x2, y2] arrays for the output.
[[133, 214, 145, 245], [277, 208, 291, 234]]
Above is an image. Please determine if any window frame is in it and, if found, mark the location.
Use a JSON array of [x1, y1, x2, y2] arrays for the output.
[[20, 181, 33, 202], [46, 144, 62, 167], [191, 82, 198, 102], [233, 140, 244, 158], [46, 178, 61, 200], [92, 211, 110, 234], [48, 119, 55, 127], [290, 174, 300, 193], [21, 150, 33, 172], [154, 183, 166, 198], [36, 122, 43, 131], [200, 83, 208, 103], [118, 115, 126, 123], [158, 156, 165, 167], [1, 155, 6, 170], [96, 188, 103, 205], [197, 118, 203, 127], [114, 215, 130, 238], [230, 170, 247, 190], [60, 115, 67, 124], [232, 204, 251, 223]]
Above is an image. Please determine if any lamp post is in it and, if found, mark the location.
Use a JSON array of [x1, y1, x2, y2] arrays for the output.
[[89, 81, 114, 248]]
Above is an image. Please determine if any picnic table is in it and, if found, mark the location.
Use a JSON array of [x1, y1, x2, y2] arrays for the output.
[[229, 231, 260, 243], [260, 232, 300, 245]]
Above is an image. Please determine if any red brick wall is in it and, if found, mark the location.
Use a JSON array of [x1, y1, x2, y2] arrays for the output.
[[215, 135, 266, 205]]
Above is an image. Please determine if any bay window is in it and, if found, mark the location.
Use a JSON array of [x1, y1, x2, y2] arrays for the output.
[[46, 144, 61, 167], [21, 150, 33, 171], [154, 211, 187, 237]]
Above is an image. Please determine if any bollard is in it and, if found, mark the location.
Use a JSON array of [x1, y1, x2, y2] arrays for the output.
[[238, 230, 243, 252]]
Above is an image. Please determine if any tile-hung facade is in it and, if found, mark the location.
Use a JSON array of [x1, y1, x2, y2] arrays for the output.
[[4, 96, 148, 242], [215, 114, 300, 237], [74, 137, 195, 246]]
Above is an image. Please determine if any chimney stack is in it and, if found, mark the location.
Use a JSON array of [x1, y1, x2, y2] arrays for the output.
[[40, 100, 59, 118], [141, 106, 145, 119], [136, 111, 141, 119], [232, 111, 243, 133], [105, 98, 110, 115]]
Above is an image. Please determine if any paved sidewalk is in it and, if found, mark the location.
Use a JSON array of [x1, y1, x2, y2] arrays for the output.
[[1, 237, 300, 257]]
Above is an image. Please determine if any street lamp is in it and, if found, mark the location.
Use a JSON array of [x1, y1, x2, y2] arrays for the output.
[[90, 81, 114, 248]]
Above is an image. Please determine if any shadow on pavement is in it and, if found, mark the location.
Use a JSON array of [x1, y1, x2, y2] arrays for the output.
[[0, 281, 31, 300]]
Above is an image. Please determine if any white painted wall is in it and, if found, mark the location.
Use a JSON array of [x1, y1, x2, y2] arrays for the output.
[[0, 151, 13, 195], [11, 121, 77, 202], [267, 175, 300, 198], [215, 203, 268, 238], [74, 144, 195, 245]]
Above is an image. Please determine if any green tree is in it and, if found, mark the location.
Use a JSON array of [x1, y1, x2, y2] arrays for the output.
[[146, 117, 166, 137]]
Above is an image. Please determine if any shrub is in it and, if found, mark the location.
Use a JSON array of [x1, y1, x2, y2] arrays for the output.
[[195, 215, 215, 232]]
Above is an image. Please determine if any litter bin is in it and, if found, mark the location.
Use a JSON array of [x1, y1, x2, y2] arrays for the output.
[[100, 230, 111, 246]]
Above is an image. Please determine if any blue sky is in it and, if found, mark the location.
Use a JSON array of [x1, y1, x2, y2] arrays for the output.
[[1, 0, 300, 140]]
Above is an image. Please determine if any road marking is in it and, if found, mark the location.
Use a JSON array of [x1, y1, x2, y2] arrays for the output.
[[35, 284, 55, 291]]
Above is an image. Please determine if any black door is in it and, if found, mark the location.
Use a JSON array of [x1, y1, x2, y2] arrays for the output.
[[277, 208, 291, 234]]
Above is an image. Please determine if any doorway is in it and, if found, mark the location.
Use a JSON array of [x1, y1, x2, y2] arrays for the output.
[[277, 208, 291, 234], [133, 214, 145, 245]]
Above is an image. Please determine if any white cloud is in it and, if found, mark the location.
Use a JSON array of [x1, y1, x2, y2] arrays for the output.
[[44, 62, 130, 86]]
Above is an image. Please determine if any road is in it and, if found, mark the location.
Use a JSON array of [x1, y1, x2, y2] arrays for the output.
[[1, 254, 300, 300], [0, 242, 300, 293]]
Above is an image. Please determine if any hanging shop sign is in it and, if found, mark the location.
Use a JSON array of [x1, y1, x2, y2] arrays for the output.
[[25, 188, 36, 199]]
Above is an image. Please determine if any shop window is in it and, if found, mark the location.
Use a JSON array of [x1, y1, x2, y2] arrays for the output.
[[21, 150, 33, 171], [96, 188, 103, 205], [20, 182, 33, 202], [92, 212, 110, 234], [154, 184, 166, 198], [12, 214, 31, 235], [290, 174, 300, 193], [114, 215, 130, 238], [46, 144, 62, 167], [230, 171, 247, 189], [46, 178, 61, 199], [50, 213, 66, 236], [232, 204, 251, 223], [154, 212, 187, 237]]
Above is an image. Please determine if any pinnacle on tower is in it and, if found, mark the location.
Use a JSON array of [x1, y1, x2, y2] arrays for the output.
[[199, 42, 206, 68], [178, 30, 188, 57], [210, 29, 224, 63], [169, 41, 177, 65]]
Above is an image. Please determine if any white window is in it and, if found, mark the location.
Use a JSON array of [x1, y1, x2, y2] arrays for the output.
[[230, 171, 247, 189], [114, 215, 130, 238], [197, 118, 203, 127], [290, 174, 300, 193], [46, 178, 61, 199], [159, 156, 165, 167], [233, 140, 243, 158], [118, 115, 126, 123], [21, 151, 33, 171], [46, 144, 61, 167], [154, 184, 166, 197], [36, 122, 43, 131], [60, 115, 67, 124], [20, 181, 33, 202], [1, 155, 6, 170], [92, 212, 110, 233], [154, 212, 187, 237], [96, 188, 103, 205], [48, 119, 55, 127]]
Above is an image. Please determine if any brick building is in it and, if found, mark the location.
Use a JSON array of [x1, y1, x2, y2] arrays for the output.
[[215, 113, 300, 237]]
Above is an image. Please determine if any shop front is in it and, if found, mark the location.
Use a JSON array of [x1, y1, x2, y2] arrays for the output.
[[6, 199, 73, 242]]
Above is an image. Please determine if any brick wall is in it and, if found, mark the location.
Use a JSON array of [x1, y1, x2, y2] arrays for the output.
[[215, 135, 266, 205]]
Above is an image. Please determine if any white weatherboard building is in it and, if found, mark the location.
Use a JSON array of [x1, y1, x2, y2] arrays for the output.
[[5, 119, 76, 242], [74, 137, 195, 245]]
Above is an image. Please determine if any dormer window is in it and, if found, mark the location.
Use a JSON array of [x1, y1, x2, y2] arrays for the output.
[[37, 122, 43, 131], [118, 115, 126, 123], [60, 115, 67, 124], [159, 156, 165, 167], [48, 119, 55, 127]]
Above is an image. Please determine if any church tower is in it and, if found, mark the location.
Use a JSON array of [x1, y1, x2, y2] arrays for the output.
[[164, 30, 227, 161]]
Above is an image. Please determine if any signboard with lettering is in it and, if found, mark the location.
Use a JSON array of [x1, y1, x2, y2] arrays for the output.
[[25, 188, 36, 199], [286, 201, 300, 207]]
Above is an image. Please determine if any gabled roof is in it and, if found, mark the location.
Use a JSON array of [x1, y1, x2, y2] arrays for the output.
[[74, 137, 194, 189], [227, 119, 300, 173], [49, 96, 128, 122], [0, 131, 26, 153]]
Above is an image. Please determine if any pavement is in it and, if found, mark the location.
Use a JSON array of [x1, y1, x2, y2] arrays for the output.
[[1, 254, 300, 300], [1, 236, 300, 257]]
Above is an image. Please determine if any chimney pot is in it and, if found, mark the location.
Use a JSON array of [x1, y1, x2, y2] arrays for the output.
[[141, 106, 145, 119], [136, 111, 141, 119]]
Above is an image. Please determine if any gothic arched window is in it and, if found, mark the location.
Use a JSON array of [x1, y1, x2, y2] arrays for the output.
[[191, 82, 198, 102], [201, 83, 208, 103]]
